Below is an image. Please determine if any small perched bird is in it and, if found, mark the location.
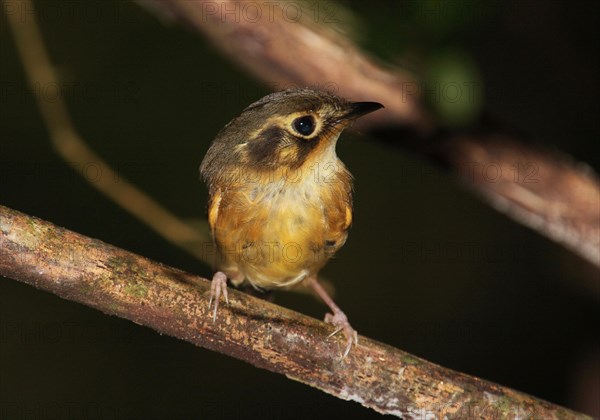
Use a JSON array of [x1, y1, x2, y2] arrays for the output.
[[200, 88, 383, 356]]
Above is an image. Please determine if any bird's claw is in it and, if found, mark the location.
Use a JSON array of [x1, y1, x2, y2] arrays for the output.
[[324, 310, 358, 358], [208, 272, 229, 322]]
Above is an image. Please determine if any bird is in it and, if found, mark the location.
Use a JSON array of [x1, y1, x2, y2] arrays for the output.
[[200, 88, 383, 357]]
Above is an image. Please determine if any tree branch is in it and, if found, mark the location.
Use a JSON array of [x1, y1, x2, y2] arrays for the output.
[[3, 0, 212, 265], [0, 204, 588, 419], [137, 0, 600, 268]]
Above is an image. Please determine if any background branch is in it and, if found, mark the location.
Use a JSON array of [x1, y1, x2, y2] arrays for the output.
[[4, 0, 212, 264], [0, 204, 589, 419], [138, 0, 600, 268]]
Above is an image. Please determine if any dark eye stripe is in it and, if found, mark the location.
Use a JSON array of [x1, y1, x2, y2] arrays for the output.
[[247, 126, 286, 165], [292, 115, 316, 136]]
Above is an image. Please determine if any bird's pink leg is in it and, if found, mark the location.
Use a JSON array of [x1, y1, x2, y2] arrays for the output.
[[307, 276, 358, 358], [208, 271, 229, 322]]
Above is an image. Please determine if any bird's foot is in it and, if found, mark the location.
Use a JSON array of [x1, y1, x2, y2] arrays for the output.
[[324, 310, 358, 358], [208, 271, 229, 322]]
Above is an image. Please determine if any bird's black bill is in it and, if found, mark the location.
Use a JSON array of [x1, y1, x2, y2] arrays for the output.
[[340, 101, 384, 121]]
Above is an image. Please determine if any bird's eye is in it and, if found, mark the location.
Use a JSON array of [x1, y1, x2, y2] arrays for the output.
[[292, 115, 316, 136]]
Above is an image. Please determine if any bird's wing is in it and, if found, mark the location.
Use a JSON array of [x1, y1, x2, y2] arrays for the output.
[[207, 188, 222, 237], [343, 202, 352, 230]]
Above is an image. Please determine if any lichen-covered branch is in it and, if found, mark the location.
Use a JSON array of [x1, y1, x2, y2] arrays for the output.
[[138, 0, 600, 267], [0, 204, 588, 419]]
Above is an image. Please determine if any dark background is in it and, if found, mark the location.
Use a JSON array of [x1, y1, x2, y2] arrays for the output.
[[1, 0, 598, 418]]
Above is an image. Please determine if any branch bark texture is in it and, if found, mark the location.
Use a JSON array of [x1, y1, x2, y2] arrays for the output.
[[0, 205, 588, 419]]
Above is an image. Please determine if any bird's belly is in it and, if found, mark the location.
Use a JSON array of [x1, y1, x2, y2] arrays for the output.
[[215, 181, 348, 289]]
